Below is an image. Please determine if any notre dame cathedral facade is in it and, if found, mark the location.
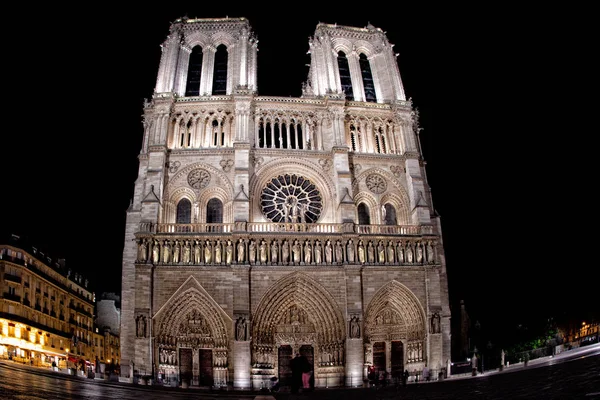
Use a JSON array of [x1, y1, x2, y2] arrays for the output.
[[120, 16, 451, 389]]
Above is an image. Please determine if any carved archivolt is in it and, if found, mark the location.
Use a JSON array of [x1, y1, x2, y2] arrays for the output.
[[154, 277, 230, 349], [252, 272, 345, 346], [364, 280, 425, 342]]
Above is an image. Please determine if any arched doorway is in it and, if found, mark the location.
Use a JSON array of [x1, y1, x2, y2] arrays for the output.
[[252, 272, 345, 389]]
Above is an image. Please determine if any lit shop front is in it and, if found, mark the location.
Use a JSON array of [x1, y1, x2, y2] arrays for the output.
[[0, 318, 69, 368]]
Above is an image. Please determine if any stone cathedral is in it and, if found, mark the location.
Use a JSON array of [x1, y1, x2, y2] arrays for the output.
[[120, 16, 451, 390]]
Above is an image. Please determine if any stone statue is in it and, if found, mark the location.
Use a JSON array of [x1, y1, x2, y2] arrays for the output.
[[138, 239, 148, 262], [358, 241, 365, 263], [416, 242, 423, 264], [350, 317, 360, 338], [183, 240, 191, 263], [282, 240, 289, 263], [406, 244, 414, 263], [249, 240, 256, 264], [215, 240, 222, 263], [427, 241, 434, 263], [162, 240, 171, 263], [236, 317, 247, 341], [259, 240, 267, 263], [378, 241, 385, 263], [237, 239, 245, 263], [335, 240, 343, 263], [152, 240, 160, 264], [194, 240, 202, 264], [346, 239, 354, 263], [304, 240, 312, 264], [271, 240, 278, 263], [325, 240, 333, 263], [314, 240, 322, 264], [367, 241, 374, 263], [204, 240, 212, 264], [431, 313, 440, 333], [226, 240, 233, 264], [387, 241, 395, 263], [292, 240, 301, 263], [173, 240, 181, 263]]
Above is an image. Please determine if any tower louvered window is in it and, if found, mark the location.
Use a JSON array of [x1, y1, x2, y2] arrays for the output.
[[212, 44, 228, 95], [360, 53, 376, 103], [185, 46, 203, 96], [338, 51, 354, 100]]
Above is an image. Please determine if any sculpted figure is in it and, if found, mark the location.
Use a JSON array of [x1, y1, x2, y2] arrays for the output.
[[162, 240, 171, 263], [215, 240, 222, 263], [282, 240, 290, 263], [416, 242, 424, 264], [259, 240, 267, 263], [173, 240, 181, 263], [325, 240, 333, 263], [271, 240, 279, 263], [314, 240, 322, 264], [249, 240, 256, 264], [204, 240, 212, 264], [194, 240, 202, 264], [335, 240, 343, 263], [138, 239, 148, 262], [387, 241, 395, 263], [226, 240, 233, 264], [378, 241, 385, 263], [183, 240, 191, 263], [304, 240, 312, 264], [292, 240, 301, 263], [237, 239, 245, 263], [152, 240, 160, 264], [358, 241, 365, 264], [367, 241, 375, 263], [346, 239, 355, 263]]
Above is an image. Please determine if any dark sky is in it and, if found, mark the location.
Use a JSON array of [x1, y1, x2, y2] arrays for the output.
[[2, 6, 594, 344]]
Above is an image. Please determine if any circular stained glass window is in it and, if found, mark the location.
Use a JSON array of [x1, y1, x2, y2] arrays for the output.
[[260, 174, 323, 223]]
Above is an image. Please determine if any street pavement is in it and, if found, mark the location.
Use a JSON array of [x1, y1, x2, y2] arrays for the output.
[[1, 344, 599, 399]]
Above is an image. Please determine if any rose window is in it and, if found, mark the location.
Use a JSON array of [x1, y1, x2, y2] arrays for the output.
[[260, 174, 323, 223], [366, 173, 387, 194]]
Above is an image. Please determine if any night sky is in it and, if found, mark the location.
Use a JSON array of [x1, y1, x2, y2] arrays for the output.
[[2, 6, 594, 346]]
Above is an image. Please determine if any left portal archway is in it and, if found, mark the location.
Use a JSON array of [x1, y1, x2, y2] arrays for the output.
[[154, 279, 230, 387]]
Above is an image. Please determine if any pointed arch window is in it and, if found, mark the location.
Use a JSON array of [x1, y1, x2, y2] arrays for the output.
[[383, 203, 397, 225], [358, 203, 370, 225], [176, 199, 192, 224], [185, 46, 203, 97], [212, 44, 228, 95], [359, 53, 376, 103], [206, 198, 223, 223], [338, 51, 354, 100]]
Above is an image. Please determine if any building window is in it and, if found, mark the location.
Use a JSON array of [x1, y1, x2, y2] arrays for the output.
[[260, 174, 322, 223], [383, 204, 397, 225], [360, 53, 376, 103], [358, 203, 370, 225], [185, 46, 203, 96], [338, 51, 354, 100], [206, 198, 223, 223], [176, 199, 192, 224], [212, 44, 228, 95]]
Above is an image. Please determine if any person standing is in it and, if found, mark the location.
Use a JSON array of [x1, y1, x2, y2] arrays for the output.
[[402, 369, 409, 387], [290, 353, 302, 393], [422, 364, 430, 382], [299, 353, 312, 391]]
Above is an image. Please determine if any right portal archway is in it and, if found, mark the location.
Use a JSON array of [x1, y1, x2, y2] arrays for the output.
[[364, 280, 426, 376]]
